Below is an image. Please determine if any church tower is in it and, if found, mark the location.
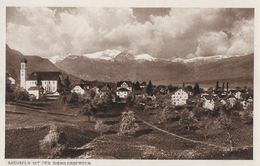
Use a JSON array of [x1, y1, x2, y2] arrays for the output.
[[20, 58, 27, 89]]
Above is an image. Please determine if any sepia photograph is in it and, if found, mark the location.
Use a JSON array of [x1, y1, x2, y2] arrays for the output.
[[5, 7, 254, 160]]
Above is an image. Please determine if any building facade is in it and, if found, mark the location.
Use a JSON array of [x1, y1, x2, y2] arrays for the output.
[[116, 81, 133, 99], [171, 88, 188, 106], [20, 59, 62, 99]]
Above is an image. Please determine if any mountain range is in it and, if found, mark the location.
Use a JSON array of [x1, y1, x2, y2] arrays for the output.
[[55, 49, 253, 87], [6, 45, 253, 88]]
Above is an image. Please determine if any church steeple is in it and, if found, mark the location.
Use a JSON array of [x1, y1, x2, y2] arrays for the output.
[[20, 58, 27, 89]]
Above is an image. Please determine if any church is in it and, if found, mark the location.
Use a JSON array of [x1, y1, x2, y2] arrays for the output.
[[20, 58, 62, 99]]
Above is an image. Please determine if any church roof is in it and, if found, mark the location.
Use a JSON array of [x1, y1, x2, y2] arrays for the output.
[[28, 72, 61, 81]]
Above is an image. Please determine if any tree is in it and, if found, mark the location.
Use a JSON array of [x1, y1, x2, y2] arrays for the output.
[[95, 120, 110, 135], [222, 82, 225, 91], [146, 80, 153, 96], [158, 105, 174, 129], [226, 82, 229, 91], [66, 92, 79, 105], [15, 88, 30, 101], [197, 116, 221, 140], [39, 125, 67, 158], [118, 110, 139, 136], [179, 108, 198, 130], [64, 76, 71, 92], [215, 81, 220, 91], [186, 85, 193, 92], [134, 81, 141, 91], [6, 77, 15, 101], [193, 82, 200, 95], [217, 111, 234, 150], [57, 76, 64, 94]]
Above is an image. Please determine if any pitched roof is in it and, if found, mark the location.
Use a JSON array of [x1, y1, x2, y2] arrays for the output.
[[28, 72, 61, 81], [72, 84, 89, 90], [172, 88, 187, 94], [117, 81, 133, 87]]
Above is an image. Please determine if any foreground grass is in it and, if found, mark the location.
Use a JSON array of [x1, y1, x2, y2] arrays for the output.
[[5, 103, 253, 159]]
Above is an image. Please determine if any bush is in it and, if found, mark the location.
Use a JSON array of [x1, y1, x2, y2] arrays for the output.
[[6, 81, 15, 101], [39, 125, 67, 158], [29, 94, 36, 101], [217, 111, 234, 150], [95, 120, 110, 135], [79, 103, 95, 121], [66, 92, 79, 105], [158, 105, 173, 124], [178, 108, 198, 130], [196, 116, 221, 140], [15, 88, 29, 101], [118, 110, 139, 136], [240, 104, 253, 124]]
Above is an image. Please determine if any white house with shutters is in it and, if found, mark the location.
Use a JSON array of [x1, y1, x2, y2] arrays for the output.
[[171, 88, 188, 106], [116, 81, 133, 99]]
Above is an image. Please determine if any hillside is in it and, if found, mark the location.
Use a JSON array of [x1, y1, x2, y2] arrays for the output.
[[56, 53, 253, 87], [6, 45, 80, 83]]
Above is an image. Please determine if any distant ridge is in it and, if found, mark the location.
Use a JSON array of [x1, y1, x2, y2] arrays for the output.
[[6, 44, 80, 83]]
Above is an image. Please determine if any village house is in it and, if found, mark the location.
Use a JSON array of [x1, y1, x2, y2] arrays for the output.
[[171, 88, 189, 106], [116, 81, 133, 99], [20, 59, 62, 99], [202, 96, 215, 111], [71, 84, 87, 95], [227, 96, 237, 107], [234, 91, 242, 100]]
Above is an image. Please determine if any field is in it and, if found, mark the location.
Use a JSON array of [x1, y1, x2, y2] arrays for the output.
[[5, 101, 253, 159]]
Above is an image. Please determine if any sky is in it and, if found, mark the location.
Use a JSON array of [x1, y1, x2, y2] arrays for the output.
[[6, 7, 254, 60]]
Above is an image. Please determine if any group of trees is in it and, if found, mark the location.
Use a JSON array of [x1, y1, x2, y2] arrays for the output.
[[57, 76, 71, 95], [77, 90, 113, 121], [6, 77, 30, 102], [132, 80, 154, 96]]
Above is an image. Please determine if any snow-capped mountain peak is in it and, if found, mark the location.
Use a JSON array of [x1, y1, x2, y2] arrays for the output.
[[134, 54, 156, 61], [49, 55, 65, 64], [172, 54, 246, 63], [81, 49, 157, 62], [83, 49, 122, 60]]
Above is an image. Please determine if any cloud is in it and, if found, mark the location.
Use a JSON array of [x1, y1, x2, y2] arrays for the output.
[[189, 18, 254, 58], [195, 31, 230, 57], [227, 19, 254, 55], [6, 7, 254, 60]]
